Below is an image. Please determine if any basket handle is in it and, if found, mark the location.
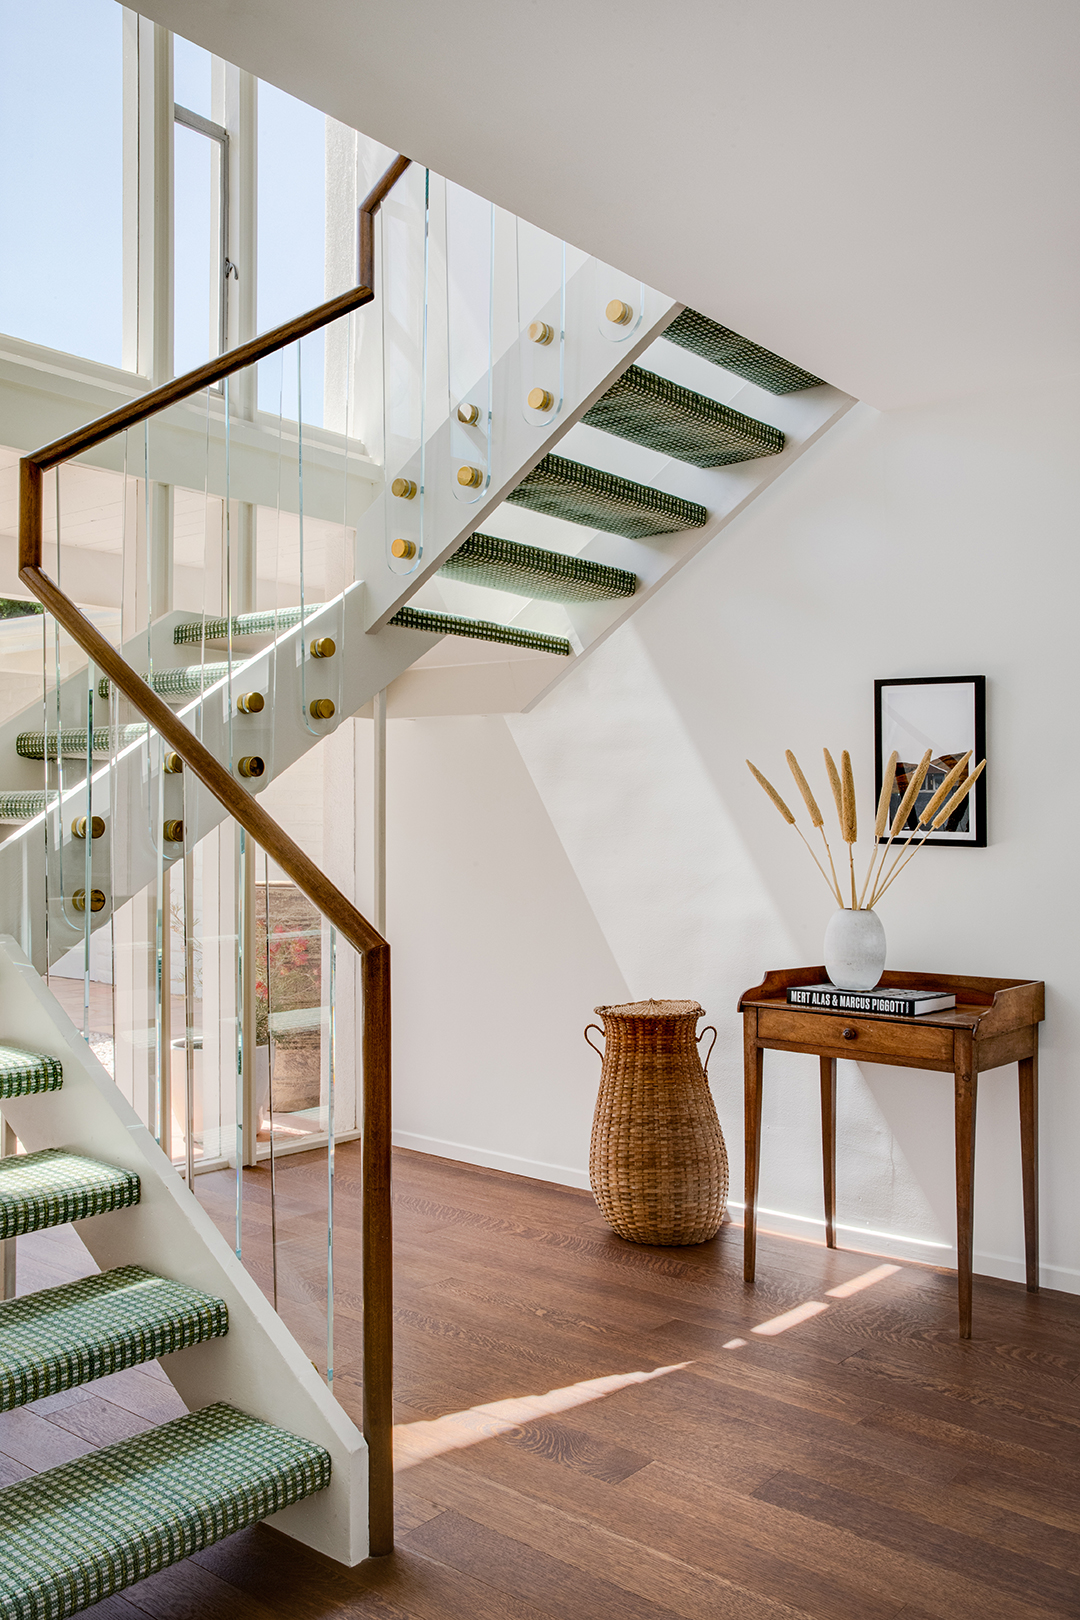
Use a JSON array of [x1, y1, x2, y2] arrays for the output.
[[584, 1024, 605, 1059], [696, 1024, 718, 1076]]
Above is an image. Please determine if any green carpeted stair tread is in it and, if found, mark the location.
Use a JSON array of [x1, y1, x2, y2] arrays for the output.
[[388, 606, 572, 656], [583, 365, 784, 468], [663, 309, 825, 394], [0, 1402, 330, 1620], [0, 1046, 62, 1101], [0, 1267, 227, 1413], [16, 727, 148, 762], [439, 534, 636, 603], [0, 1150, 140, 1241], [506, 453, 707, 539], [174, 608, 313, 645]]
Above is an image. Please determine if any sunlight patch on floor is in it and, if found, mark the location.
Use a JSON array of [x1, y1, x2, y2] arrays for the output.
[[394, 1362, 691, 1471], [751, 1300, 829, 1336], [826, 1262, 901, 1298], [724, 1259, 905, 1345]]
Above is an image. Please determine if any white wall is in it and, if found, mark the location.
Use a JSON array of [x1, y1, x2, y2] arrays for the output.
[[384, 714, 630, 1183], [385, 378, 1080, 1294]]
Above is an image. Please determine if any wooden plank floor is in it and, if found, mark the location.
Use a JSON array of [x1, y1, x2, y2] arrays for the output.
[[4, 1144, 1080, 1619]]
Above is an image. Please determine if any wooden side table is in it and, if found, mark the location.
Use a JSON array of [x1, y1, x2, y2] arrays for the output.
[[738, 968, 1044, 1338]]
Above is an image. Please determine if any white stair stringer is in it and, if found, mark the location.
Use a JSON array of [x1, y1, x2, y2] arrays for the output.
[[361, 371, 857, 719], [356, 265, 681, 632], [353, 254, 857, 716], [0, 588, 437, 969], [0, 932, 368, 1564], [513, 377, 857, 709]]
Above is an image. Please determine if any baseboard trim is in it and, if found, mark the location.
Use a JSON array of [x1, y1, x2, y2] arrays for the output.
[[391, 1133, 1079, 1295], [723, 1201, 1079, 1292], [392, 1130, 590, 1190]]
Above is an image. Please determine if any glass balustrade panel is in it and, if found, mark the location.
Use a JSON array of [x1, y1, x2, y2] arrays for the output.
[[517, 217, 567, 431], [595, 260, 646, 345], [381, 163, 430, 575], [8, 211, 368, 1383], [446, 182, 494, 504]]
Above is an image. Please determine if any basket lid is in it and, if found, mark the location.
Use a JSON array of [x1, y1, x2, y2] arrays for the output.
[[594, 999, 704, 1019]]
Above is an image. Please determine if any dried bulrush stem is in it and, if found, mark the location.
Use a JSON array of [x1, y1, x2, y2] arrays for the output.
[[875, 752, 899, 841], [840, 750, 858, 906], [867, 749, 932, 907], [933, 758, 984, 829], [746, 760, 841, 903], [788, 749, 843, 904], [786, 751, 821, 826], [890, 750, 933, 838], [747, 761, 794, 823], [840, 751, 857, 844], [858, 750, 897, 908], [823, 749, 843, 826]]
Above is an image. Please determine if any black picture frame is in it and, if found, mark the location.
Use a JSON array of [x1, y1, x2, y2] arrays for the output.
[[874, 676, 986, 848]]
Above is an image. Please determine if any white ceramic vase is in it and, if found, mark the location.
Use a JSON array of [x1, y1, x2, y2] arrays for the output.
[[823, 907, 887, 992]]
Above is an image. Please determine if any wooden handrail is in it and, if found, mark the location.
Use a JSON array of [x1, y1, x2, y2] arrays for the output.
[[25, 154, 411, 476], [17, 151, 410, 1560]]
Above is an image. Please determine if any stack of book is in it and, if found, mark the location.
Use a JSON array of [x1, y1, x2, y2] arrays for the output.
[[786, 985, 956, 1017]]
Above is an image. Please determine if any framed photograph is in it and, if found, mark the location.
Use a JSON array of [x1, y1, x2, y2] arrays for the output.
[[874, 676, 986, 847]]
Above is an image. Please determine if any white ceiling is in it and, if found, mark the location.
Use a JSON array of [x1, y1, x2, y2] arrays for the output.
[[135, 0, 1079, 409]]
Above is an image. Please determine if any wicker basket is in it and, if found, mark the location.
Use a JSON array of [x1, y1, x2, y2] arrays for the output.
[[585, 999, 728, 1246]]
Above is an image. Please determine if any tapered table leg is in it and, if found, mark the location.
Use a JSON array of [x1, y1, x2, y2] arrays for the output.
[[820, 1056, 837, 1249], [743, 1014, 763, 1283], [954, 1037, 977, 1338], [1019, 1045, 1039, 1293]]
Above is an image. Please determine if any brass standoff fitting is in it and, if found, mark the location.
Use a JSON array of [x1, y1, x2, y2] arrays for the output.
[[164, 752, 184, 774], [605, 298, 634, 326], [236, 691, 265, 714], [162, 819, 184, 843], [457, 465, 484, 489], [71, 815, 105, 840], [528, 320, 554, 345], [310, 637, 336, 659], [237, 755, 265, 779], [390, 538, 417, 560], [391, 477, 417, 499], [456, 402, 481, 426], [527, 387, 555, 412], [72, 889, 106, 914], [310, 698, 336, 720]]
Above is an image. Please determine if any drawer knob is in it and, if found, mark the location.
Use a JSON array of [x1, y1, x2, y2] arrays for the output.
[[842, 1027, 857, 1041]]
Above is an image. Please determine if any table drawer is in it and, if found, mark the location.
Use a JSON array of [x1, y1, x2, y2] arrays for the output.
[[757, 1007, 954, 1063]]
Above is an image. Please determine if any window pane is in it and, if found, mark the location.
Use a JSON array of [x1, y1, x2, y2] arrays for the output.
[[174, 33, 212, 120], [0, 0, 122, 366], [174, 123, 216, 375], [257, 81, 325, 424]]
